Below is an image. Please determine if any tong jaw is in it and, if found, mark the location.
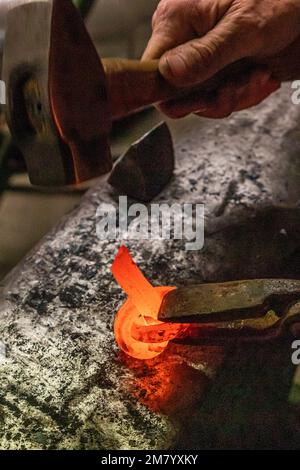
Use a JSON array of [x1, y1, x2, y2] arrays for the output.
[[158, 279, 300, 343]]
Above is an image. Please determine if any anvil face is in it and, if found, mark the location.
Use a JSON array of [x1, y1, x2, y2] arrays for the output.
[[2, 0, 112, 187]]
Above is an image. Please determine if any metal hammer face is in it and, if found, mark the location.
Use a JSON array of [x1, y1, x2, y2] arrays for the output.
[[2, 0, 112, 186]]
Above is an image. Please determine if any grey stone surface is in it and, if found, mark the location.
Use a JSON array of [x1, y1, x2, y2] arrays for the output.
[[1, 84, 300, 449]]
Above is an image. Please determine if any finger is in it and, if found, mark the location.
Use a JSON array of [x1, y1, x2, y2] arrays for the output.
[[195, 73, 280, 118], [233, 77, 280, 112], [142, 0, 229, 61], [142, 12, 197, 60], [159, 13, 261, 87], [263, 35, 300, 82], [157, 69, 269, 118], [142, 24, 195, 61], [158, 82, 239, 119], [143, 2, 197, 60], [157, 69, 280, 119]]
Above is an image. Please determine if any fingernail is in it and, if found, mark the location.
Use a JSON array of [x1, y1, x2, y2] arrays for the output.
[[160, 54, 187, 79]]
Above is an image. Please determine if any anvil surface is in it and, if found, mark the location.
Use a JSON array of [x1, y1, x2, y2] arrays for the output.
[[1, 85, 300, 449]]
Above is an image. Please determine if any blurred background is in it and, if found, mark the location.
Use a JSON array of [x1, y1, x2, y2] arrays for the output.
[[0, 0, 161, 280]]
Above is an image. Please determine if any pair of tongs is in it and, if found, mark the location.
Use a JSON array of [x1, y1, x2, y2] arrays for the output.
[[153, 279, 300, 345]]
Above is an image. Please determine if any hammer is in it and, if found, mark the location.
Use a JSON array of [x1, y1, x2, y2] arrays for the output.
[[2, 0, 265, 186]]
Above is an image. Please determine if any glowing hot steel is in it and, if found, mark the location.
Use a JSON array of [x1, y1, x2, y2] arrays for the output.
[[112, 246, 188, 360]]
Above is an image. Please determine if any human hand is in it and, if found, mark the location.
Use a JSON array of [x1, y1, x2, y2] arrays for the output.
[[143, 0, 300, 118]]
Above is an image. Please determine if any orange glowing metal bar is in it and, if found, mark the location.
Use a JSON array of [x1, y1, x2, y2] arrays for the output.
[[112, 246, 188, 360], [111, 246, 161, 320]]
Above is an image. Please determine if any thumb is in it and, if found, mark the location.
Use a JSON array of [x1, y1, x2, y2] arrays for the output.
[[159, 22, 257, 87]]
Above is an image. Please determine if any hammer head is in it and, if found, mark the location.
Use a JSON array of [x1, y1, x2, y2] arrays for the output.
[[2, 0, 112, 186]]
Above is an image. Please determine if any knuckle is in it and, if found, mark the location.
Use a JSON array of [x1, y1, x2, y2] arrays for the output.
[[155, 0, 175, 18], [187, 38, 220, 75], [228, 3, 268, 52], [151, 10, 158, 28], [240, 17, 264, 48], [152, 0, 176, 32], [154, 0, 187, 24]]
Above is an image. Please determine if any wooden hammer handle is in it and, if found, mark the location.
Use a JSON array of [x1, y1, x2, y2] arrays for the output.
[[102, 57, 260, 120], [102, 59, 179, 119]]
